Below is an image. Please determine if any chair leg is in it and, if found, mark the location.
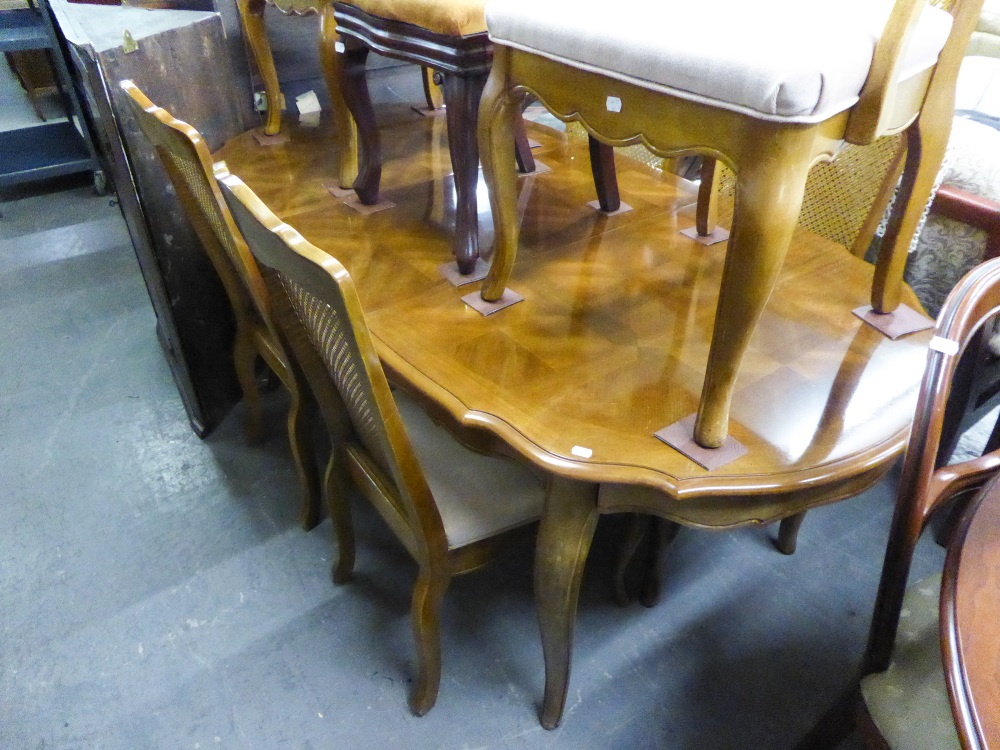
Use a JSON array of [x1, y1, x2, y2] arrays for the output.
[[513, 114, 536, 174], [871, 118, 953, 313], [639, 519, 680, 608], [536, 477, 600, 730], [232, 327, 264, 444], [286, 382, 322, 531], [479, 49, 520, 302], [326, 451, 355, 585], [613, 513, 650, 607], [588, 135, 620, 213], [775, 512, 806, 555], [421, 66, 444, 110], [409, 566, 450, 716], [337, 44, 381, 205], [693, 136, 814, 448], [237, 0, 282, 136], [696, 157, 721, 236], [319, 6, 358, 190], [442, 72, 488, 275]]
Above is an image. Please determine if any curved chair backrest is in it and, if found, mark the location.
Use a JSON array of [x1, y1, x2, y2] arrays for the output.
[[215, 167, 450, 567], [847, 0, 980, 145], [119, 80, 273, 333], [864, 256, 1000, 674]]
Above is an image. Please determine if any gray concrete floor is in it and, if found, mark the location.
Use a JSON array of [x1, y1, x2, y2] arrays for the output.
[[0, 61, 950, 750]]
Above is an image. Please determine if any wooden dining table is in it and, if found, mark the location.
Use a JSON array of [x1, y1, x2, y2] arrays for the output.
[[214, 105, 934, 728], [943, 473, 1000, 750]]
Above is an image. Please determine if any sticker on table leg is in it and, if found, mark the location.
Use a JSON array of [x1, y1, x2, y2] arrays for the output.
[[587, 200, 632, 216], [852, 304, 934, 339], [342, 194, 395, 214], [462, 289, 524, 315], [439, 259, 490, 286], [654, 414, 748, 471], [679, 226, 729, 245], [520, 161, 551, 177], [253, 130, 289, 146], [322, 182, 355, 199]]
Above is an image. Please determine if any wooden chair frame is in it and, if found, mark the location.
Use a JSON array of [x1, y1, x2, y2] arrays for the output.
[[216, 164, 542, 717], [120, 80, 323, 530], [333, 1, 536, 273], [236, 0, 359, 188], [797, 257, 1000, 750], [478, 0, 984, 450]]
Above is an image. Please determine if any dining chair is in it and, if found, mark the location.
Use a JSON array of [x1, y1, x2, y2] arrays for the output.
[[478, 0, 983, 452], [332, 0, 623, 275], [857, 257, 1000, 750], [237, 1, 457, 187], [120, 80, 323, 531], [795, 257, 1000, 750], [215, 164, 547, 716]]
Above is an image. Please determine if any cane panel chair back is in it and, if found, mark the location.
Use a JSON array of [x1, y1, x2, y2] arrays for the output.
[[216, 169, 444, 563], [120, 81, 321, 529], [859, 256, 1000, 748], [121, 81, 270, 335], [215, 165, 545, 716]]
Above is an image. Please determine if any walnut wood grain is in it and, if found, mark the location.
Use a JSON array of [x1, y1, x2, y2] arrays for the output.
[[215, 113, 933, 728], [943, 476, 1000, 750]]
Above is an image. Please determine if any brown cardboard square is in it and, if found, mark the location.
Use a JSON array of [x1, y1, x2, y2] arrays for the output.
[[654, 414, 748, 470], [342, 195, 395, 215], [679, 226, 729, 246], [253, 131, 288, 147], [853, 304, 934, 339], [411, 106, 447, 118], [322, 182, 355, 199], [439, 259, 490, 286], [461, 288, 524, 315], [587, 200, 633, 216]]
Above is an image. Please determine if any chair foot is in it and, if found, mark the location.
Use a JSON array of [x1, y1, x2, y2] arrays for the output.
[[639, 519, 680, 608], [775, 512, 806, 555], [588, 136, 620, 213]]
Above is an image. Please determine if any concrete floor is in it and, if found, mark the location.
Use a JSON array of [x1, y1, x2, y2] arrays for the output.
[[0, 57, 951, 750]]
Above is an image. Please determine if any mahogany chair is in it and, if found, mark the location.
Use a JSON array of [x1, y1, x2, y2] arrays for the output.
[[215, 165, 546, 716], [478, 0, 983, 452], [119, 81, 323, 530], [331, 0, 541, 275], [797, 257, 1000, 750]]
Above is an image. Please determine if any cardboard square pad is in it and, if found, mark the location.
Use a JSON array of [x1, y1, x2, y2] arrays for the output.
[[679, 226, 729, 246], [852, 304, 934, 339], [462, 288, 524, 315], [654, 414, 748, 470]]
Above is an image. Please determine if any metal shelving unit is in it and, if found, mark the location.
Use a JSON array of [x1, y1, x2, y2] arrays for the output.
[[0, 0, 102, 190]]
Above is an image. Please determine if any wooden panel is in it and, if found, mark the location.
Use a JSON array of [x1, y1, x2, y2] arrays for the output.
[[66, 9, 257, 434]]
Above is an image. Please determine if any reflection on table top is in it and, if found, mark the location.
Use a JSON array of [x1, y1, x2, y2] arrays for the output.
[[214, 105, 933, 524], [944, 475, 1000, 750]]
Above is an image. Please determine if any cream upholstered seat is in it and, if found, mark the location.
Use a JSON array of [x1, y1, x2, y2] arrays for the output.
[[478, 0, 982, 454], [485, 0, 953, 122]]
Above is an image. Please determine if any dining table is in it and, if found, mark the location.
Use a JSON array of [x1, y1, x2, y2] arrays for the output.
[[214, 104, 934, 728], [943, 471, 1000, 749]]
